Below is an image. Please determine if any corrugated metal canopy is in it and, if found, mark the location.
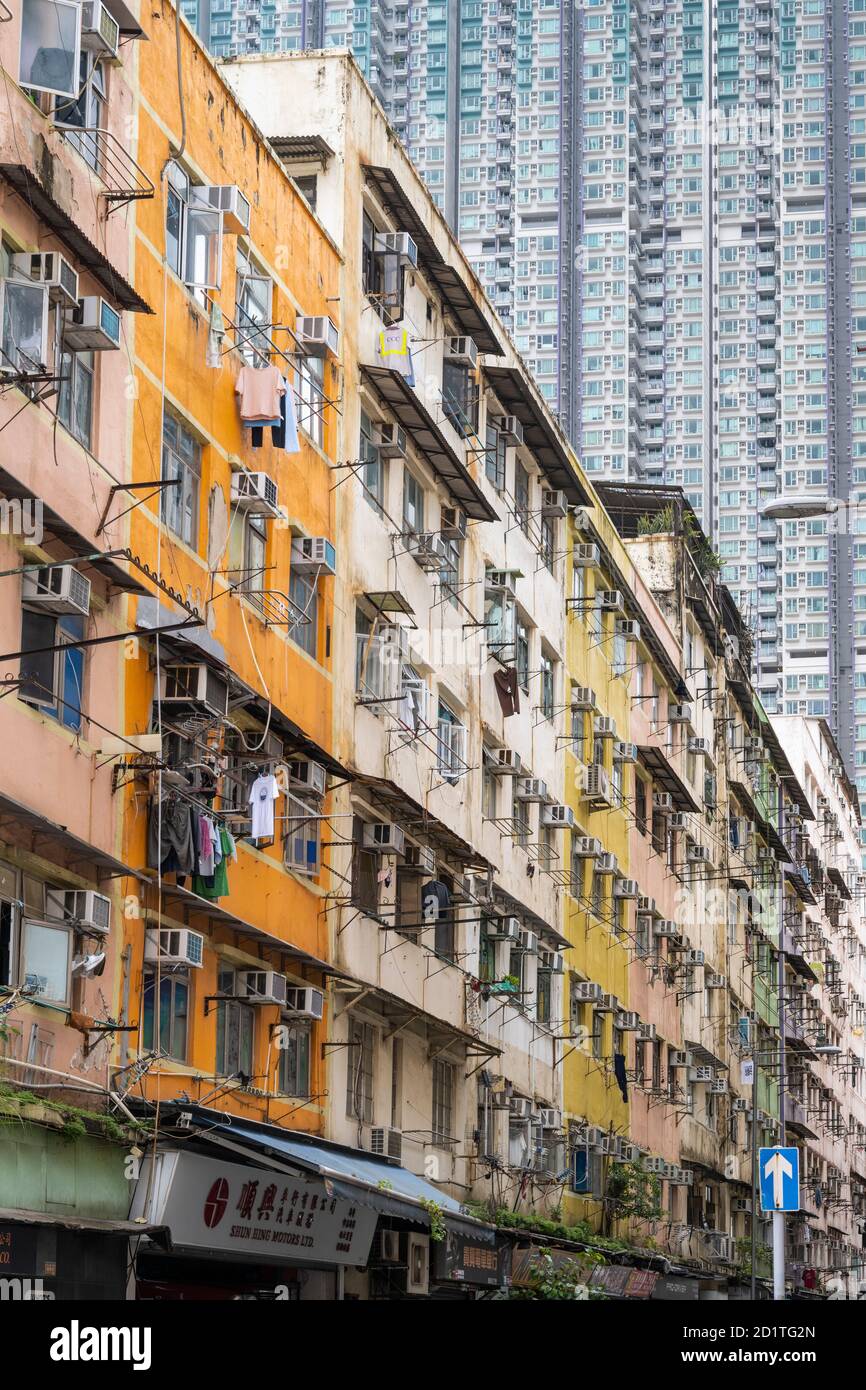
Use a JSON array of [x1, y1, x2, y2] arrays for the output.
[[637, 746, 701, 813], [0, 789, 146, 882], [363, 165, 503, 354], [359, 364, 497, 521], [270, 135, 334, 165], [483, 365, 591, 505]]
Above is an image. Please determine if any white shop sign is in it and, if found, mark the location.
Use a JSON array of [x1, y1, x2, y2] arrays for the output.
[[130, 1150, 377, 1267]]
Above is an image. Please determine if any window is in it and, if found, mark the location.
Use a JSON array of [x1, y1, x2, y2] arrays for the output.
[[442, 359, 478, 437], [437, 699, 466, 782], [360, 411, 384, 514], [540, 648, 555, 719], [295, 356, 324, 448], [351, 815, 379, 914], [240, 512, 268, 613], [289, 568, 318, 659], [235, 246, 272, 365], [516, 620, 530, 692], [19, 609, 84, 731], [20, 0, 81, 99], [485, 423, 506, 490], [143, 968, 189, 1061], [216, 968, 255, 1077], [537, 962, 552, 1025], [284, 790, 320, 876], [0, 886, 17, 989], [362, 211, 385, 301], [346, 1015, 374, 1123], [439, 535, 461, 606], [165, 163, 222, 291], [482, 752, 498, 820], [432, 1059, 454, 1141], [478, 916, 496, 983], [57, 350, 94, 447], [514, 460, 530, 532], [0, 275, 48, 373], [403, 470, 425, 534], [20, 917, 70, 1004], [161, 414, 201, 548], [433, 875, 456, 961], [55, 52, 106, 173], [277, 1020, 310, 1096]]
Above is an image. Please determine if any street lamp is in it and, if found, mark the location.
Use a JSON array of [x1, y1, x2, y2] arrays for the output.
[[758, 496, 842, 521]]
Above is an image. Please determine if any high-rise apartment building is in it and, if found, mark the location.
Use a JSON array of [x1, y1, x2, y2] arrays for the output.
[[188, 1, 865, 849]]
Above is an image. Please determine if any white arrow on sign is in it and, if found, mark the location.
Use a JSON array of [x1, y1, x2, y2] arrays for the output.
[[764, 1150, 793, 1208]]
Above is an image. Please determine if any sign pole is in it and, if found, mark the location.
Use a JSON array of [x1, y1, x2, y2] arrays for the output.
[[773, 778, 787, 1301], [773, 1211, 785, 1300]]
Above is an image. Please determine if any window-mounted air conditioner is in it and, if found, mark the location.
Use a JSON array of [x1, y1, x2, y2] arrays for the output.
[[594, 715, 617, 738], [509, 1096, 533, 1119], [597, 992, 619, 1014], [689, 1066, 714, 1083], [145, 928, 205, 968], [733, 1098, 750, 1113], [375, 422, 407, 460], [706, 972, 727, 989], [538, 949, 564, 975], [542, 803, 575, 829], [541, 489, 567, 518], [614, 878, 640, 899], [573, 542, 600, 567], [488, 915, 521, 942], [644, 1156, 666, 1174], [637, 895, 656, 916], [617, 1010, 640, 1031], [403, 843, 436, 875], [231, 471, 279, 513], [687, 845, 711, 864], [616, 619, 640, 641], [574, 981, 603, 1005], [159, 663, 230, 719], [374, 231, 418, 267], [571, 685, 597, 711], [485, 569, 518, 596], [440, 505, 467, 540], [405, 1232, 430, 1296], [598, 589, 624, 612], [669, 702, 692, 723], [573, 835, 602, 858], [493, 747, 521, 775], [47, 888, 112, 935], [284, 986, 325, 1020], [0, 277, 49, 374], [637, 1021, 657, 1041], [62, 296, 121, 351], [572, 506, 594, 534], [595, 851, 617, 875], [496, 414, 524, 446], [363, 822, 406, 855], [22, 564, 91, 617], [653, 792, 673, 812], [688, 736, 711, 756], [669, 1050, 691, 1068], [710, 1078, 728, 1095], [518, 928, 539, 955], [81, 1, 120, 59], [240, 970, 288, 1005], [733, 1198, 752, 1214], [670, 812, 689, 831], [375, 1229, 402, 1264], [614, 741, 638, 764], [370, 1126, 403, 1161], [516, 777, 548, 802], [11, 251, 79, 307], [684, 949, 706, 967], [288, 758, 327, 797], [296, 314, 339, 357], [405, 531, 448, 570], [538, 1107, 562, 1130], [653, 920, 677, 938], [445, 335, 478, 368], [291, 536, 337, 575]]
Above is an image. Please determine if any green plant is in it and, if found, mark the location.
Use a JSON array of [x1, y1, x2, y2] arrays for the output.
[[420, 1198, 447, 1242], [605, 1161, 663, 1224], [507, 1250, 609, 1301], [636, 505, 722, 579]]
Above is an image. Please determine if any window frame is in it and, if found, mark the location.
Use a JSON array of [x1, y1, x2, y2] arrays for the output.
[[142, 966, 190, 1062], [161, 412, 202, 549], [215, 967, 256, 1078]]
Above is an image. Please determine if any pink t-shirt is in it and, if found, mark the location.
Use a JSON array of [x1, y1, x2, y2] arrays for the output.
[[236, 364, 285, 421]]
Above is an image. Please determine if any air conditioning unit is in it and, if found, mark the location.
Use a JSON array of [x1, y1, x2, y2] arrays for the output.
[[594, 716, 617, 738], [669, 703, 692, 723], [653, 920, 677, 938], [374, 231, 418, 266], [733, 1198, 752, 1214], [573, 542, 600, 567], [493, 748, 522, 775], [687, 845, 711, 864], [496, 414, 524, 446], [291, 536, 337, 575], [684, 949, 706, 967], [287, 758, 327, 797], [653, 792, 673, 813], [574, 981, 603, 1004], [637, 896, 656, 916], [375, 421, 407, 459], [403, 844, 436, 874], [620, 1143, 638, 1163], [688, 737, 711, 756], [733, 1098, 749, 1114], [541, 489, 568, 518], [670, 813, 689, 831], [614, 879, 640, 899], [370, 1126, 404, 1161], [239, 970, 288, 1005], [637, 1021, 657, 1041], [22, 564, 91, 617], [538, 950, 564, 975], [573, 835, 602, 858], [706, 972, 727, 990], [231, 471, 279, 513], [542, 803, 575, 829], [584, 764, 613, 807], [616, 619, 641, 641], [509, 1096, 533, 1119], [204, 183, 251, 235], [690, 1066, 714, 1083], [440, 505, 467, 539], [516, 777, 548, 802], [81, 1, 120, 58], [47, 888, 111, 935], [670, 1050, 691, 1068], [445, 335, 478, 368], [145, 928, 205, 968], [363, 822, 406, 855], [375, 1229, 402, 1265], [745, 737, 763, 758], [62, 296, 121, 351], [518, 929, 539, 955], [598, 590, 624, 612], [488, 916, 521, 942], [485, 569, 518, 595], [405, 531, 448, 570], [595, 852, 617, 875], [284, 986, 325, 1020], [710, 1077, 728, 1095], [296, 315, 339, 357], [406, 1232, 430, 1296], [617, 1010, 640, 1031], [571, 685, 597, 711], [11, 251, 79, 306], [538, 1107, 562, 1130], [159, 663, 230, 719], [597, 992, 619, 1013], [614, 741, 638, 764], [572, 507, 594, 534], [644, 1156, 666, 1174]]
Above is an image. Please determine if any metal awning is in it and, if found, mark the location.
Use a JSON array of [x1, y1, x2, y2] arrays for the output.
[[270, 135, 334, 167], [637, 745, 701, 812], [0, 468, 149, 594], [0, 789, 145, 883], [0, 164, 152, 313], [350, 773, 493, 873], [332, 976, 502, 1061], [483, 365, 591, 506], [179, 1112, 497, 1244], [142, 876, 345, 977], [363, 165, 503, 355], [359, 365, 497, 521], [0, 1206, 167, 1238], [827, 866, 852, 900]]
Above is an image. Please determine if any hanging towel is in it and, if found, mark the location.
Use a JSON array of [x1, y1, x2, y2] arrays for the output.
[[614, 1052, 629, 1104], [376, 324, 415, 384], [251, 376, 300, 453], [494, 666, 520, 718], [236, 363, 285, 422]]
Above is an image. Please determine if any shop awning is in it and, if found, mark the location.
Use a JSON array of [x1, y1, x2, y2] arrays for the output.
[[0, 1206, 166, 1239], [359, 365, 497, 522], [0, 789, 146, 884], [176, 1111, 496, 1244]]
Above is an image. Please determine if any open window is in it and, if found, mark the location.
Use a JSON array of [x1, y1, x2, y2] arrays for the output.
[[19, 607, 85, 731], [20, 0, 82, 99], [165, 164, 223, 292], [235, 245, 272, 365], [283, 790, 321, 877], [0, 276, 50, 376]]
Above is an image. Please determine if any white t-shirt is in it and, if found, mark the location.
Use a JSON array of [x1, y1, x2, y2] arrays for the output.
[[248, 773, 280, 839]]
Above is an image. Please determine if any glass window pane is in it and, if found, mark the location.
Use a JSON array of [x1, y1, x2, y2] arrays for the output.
[[22, 921, 70, 1003], [20, 0, 81, 99]]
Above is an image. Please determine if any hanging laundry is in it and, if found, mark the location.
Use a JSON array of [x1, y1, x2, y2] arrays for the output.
[[494, 666, 520, 718], [236, 363, 285, 422], [206, 303, 226, 368], [147, 797, 197, 876], [193, 825, 235, 901], [248, 772, 280, 840], [251, 374, 300, 453], [614, 1052, 629, 1104], [197, 814, 219, 877], [376, 323, 415, 385], [421, 879, 451, 924]]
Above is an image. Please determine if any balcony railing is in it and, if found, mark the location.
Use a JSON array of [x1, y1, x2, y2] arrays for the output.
[[54, 126, 155, 209]]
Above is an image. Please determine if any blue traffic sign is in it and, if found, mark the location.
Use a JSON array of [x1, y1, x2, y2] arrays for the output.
[[759, 1146, 800, 1212]]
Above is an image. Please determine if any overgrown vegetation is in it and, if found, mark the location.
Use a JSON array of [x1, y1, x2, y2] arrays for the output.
[[0, 1082, 147, 1145], [507, 1249, 609, 1301], [464, 1203, 636, 1254], [637, 503, 722, 578]]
